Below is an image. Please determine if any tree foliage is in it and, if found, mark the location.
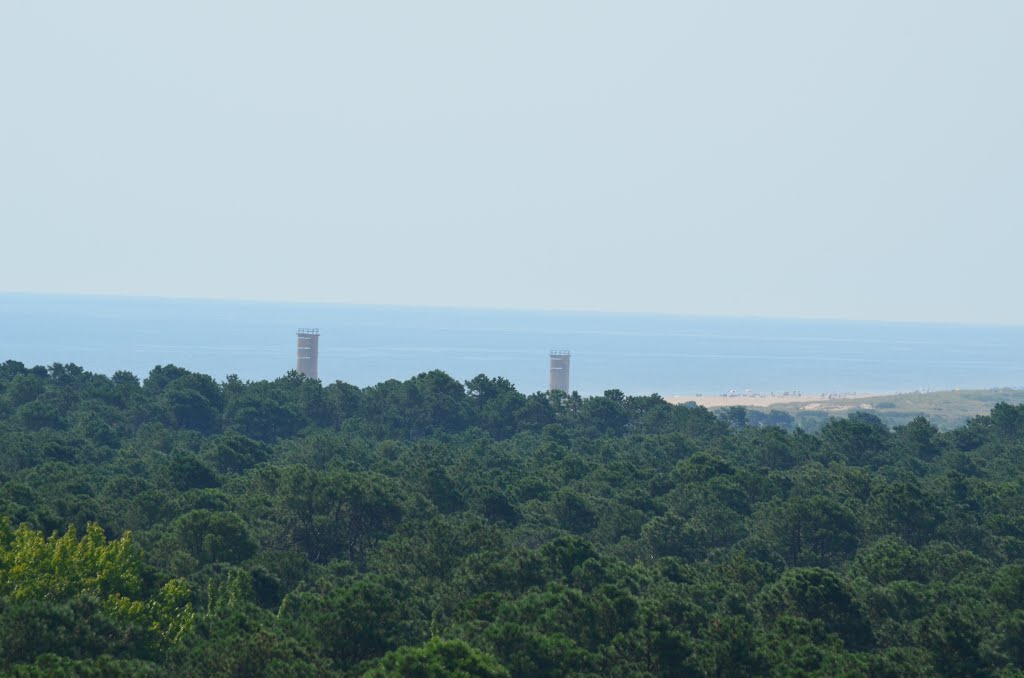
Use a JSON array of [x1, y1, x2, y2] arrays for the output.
[[1, 360, 1023, 674]]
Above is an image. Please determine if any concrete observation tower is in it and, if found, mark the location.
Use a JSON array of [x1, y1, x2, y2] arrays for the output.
[[549, 350, 571, 393], [296, 328, 319, 379]]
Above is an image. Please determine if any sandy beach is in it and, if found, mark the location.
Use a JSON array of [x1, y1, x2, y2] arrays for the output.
[[665, 393, 884, 408]]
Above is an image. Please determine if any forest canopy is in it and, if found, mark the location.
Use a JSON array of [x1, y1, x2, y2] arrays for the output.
[[1, 359, 1023, 676]]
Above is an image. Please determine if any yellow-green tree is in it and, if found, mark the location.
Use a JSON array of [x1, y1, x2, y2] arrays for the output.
[[0, 520, 194, 645]]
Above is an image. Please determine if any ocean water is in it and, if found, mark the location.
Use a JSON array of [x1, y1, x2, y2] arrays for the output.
[[1, 293, 1023, 397]]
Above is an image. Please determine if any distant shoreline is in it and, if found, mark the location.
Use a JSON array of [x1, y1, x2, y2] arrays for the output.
[[662, 387, 1024, 431], [665, 393, 884, 408]]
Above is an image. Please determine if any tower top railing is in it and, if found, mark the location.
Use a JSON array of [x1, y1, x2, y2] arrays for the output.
[[297, 328, 320, 336], [550, 349, 571, 357]]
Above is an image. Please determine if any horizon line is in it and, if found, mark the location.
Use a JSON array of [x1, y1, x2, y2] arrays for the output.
[[3, 290, 1022, 330]]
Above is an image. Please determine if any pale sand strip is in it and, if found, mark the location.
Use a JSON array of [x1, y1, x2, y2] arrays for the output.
[[665, 393, 886, 408]]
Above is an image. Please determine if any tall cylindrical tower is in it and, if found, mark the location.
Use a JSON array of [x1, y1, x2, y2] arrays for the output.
[[549, 350, 571, 393], [296, 328, 319, 379]]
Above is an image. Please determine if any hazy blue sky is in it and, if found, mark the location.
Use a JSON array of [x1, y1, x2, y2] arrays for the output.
[[2, 2, 1022, 323]]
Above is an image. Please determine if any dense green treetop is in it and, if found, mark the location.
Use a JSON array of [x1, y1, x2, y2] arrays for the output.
[[0, 359, 1023, 675]]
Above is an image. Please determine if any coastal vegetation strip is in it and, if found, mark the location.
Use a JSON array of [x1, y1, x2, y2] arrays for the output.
[[671, 387, 1024, 430]]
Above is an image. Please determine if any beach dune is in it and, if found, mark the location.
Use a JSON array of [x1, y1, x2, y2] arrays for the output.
[[665, 393, 881, 408]]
